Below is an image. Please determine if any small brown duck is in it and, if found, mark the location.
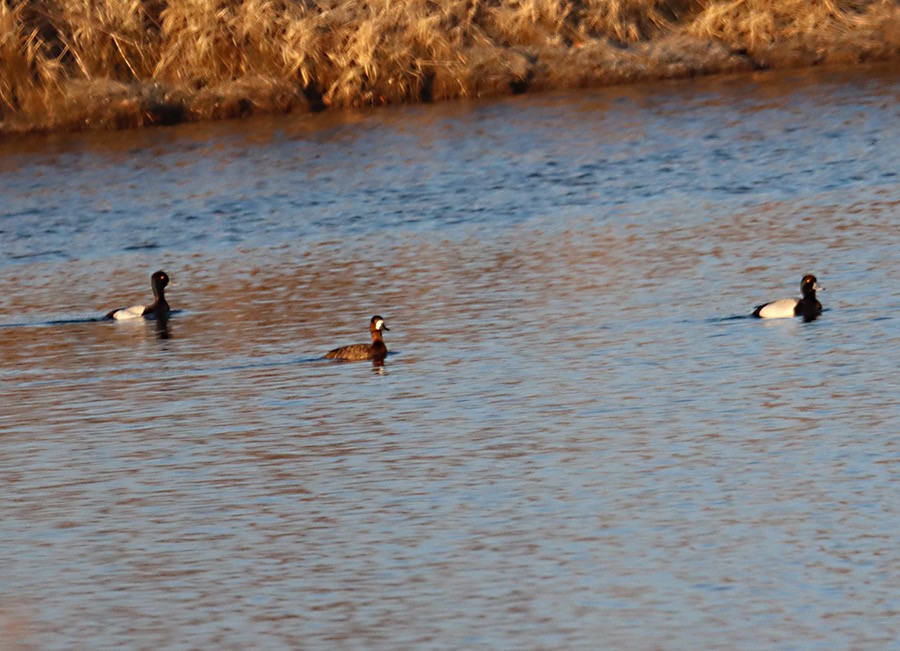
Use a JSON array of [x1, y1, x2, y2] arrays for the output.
[[105, 270, 171, 320], [325, 316, 390, 361]]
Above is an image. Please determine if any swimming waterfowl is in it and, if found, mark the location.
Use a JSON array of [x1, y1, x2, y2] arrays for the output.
[[325, 316, 390, 361], [105, 270, 171, 320], [752, 274, 822, 321]]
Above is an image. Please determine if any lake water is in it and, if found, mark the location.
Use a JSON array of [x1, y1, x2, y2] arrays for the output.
[[1, 63, 898, 650]]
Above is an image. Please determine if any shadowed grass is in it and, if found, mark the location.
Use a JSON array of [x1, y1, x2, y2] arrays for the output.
[[1, 0, 898, 133]]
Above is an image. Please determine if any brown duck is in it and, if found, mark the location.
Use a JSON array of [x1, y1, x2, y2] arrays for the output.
[[325, 316, 390, 361]]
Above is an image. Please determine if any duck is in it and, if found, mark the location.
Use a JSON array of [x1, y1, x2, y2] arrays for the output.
[[105, 270, 171, 320], [752, 274, 822, 321], [325, 316, 390, 361]]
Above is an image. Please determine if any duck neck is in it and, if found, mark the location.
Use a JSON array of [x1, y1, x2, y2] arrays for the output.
[[149, 283, 168, 313]]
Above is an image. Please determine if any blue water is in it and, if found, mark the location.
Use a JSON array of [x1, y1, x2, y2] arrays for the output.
[[1, 64, 898, 650]]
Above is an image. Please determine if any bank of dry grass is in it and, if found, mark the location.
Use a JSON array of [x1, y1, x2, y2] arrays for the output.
[[1, 0, 898, 133]]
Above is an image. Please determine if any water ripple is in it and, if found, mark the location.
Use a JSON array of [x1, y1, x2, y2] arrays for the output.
[[0, 64, 898, 650]]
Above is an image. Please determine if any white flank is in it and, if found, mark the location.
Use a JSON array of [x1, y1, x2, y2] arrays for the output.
[[757, 298, 798, 319], [112, 304, 146, 320]]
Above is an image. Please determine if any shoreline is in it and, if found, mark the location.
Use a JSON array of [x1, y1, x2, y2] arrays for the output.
[[2, 0, 898, 135]]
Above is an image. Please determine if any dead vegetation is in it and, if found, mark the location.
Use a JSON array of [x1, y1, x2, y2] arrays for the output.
[[1, 0, 898, 133]]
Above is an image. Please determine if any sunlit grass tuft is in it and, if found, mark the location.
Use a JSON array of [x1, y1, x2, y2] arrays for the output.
[[0, 0, 62, 117]]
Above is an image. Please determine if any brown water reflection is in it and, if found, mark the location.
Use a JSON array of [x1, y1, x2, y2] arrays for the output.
[[1, 64, 899, 650]]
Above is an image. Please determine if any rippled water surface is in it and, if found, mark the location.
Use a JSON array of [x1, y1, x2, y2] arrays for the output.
[[1, 64, 898, 650]]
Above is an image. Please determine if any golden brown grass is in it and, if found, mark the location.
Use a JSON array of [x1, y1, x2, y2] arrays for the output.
[[1, 0, 898, 133]]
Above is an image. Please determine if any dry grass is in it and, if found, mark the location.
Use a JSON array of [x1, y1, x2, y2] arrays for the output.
[[1, 0, 898, 133], [689, 0, 900, 65], [578, 0, 694, 43], [1, 1, 62, 118]]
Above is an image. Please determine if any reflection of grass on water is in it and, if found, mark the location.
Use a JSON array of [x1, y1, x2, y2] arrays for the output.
[[2, 0, 898, 133]]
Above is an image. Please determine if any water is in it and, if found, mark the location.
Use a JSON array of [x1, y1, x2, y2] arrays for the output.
[[1, 64, 898, 649]]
